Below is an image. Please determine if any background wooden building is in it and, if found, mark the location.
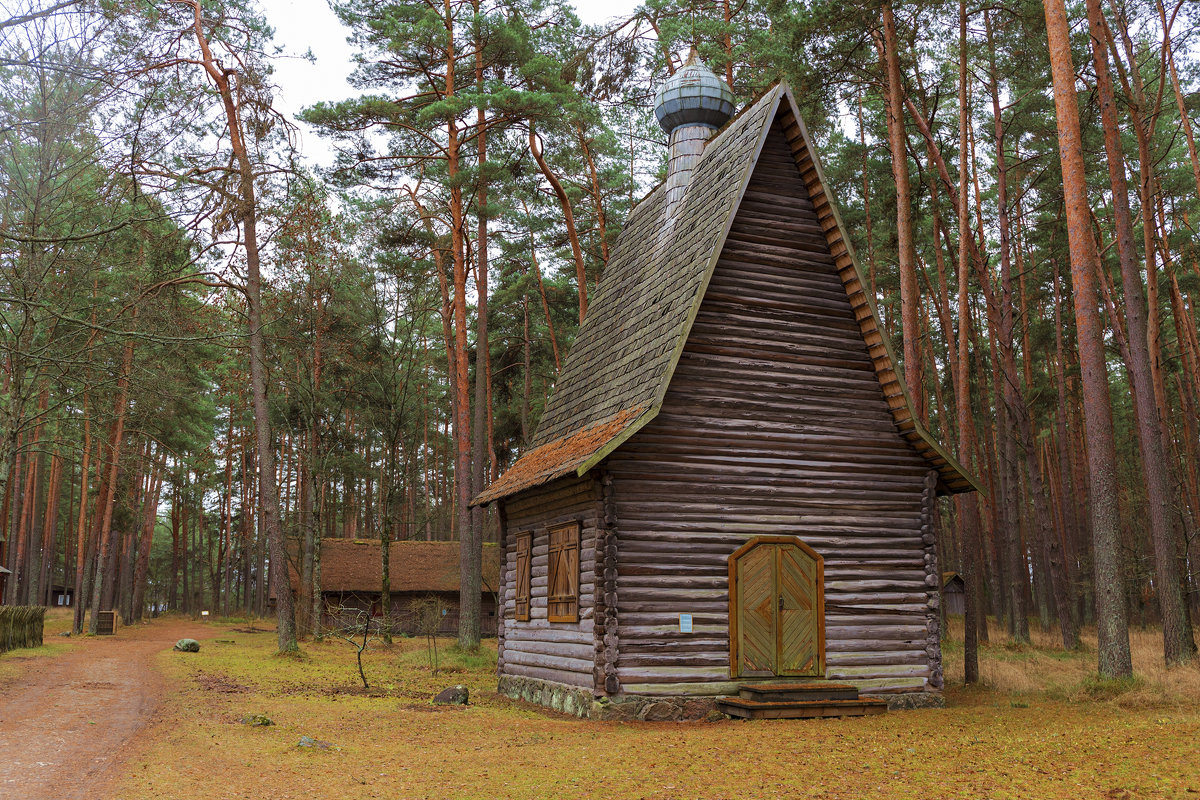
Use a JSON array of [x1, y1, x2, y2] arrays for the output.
[[942, 573, 966, 616], [474, 66, 976, 719], [286, 540, 501, 636]]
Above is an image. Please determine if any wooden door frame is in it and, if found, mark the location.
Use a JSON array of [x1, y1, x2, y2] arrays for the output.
[[728, 535, 826, 679]]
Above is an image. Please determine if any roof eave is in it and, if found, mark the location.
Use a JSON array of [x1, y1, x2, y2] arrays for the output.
[[778, 86, 983, 497]]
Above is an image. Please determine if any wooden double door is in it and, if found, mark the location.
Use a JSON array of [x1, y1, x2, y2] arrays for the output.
[[729, 536, 825, 678]]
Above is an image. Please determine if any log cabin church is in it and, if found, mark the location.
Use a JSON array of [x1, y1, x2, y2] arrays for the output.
[[473, 52, 977, 720]]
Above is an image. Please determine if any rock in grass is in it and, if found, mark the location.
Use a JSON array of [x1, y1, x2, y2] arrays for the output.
[[242, 714, 273, 726], [297, 736, 333, 750], [174, 638, 201, 652], [433, 685, 469, 705]]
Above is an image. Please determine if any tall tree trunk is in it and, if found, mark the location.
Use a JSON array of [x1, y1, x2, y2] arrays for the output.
[[957, 0, 980, 682], [983, 12, 1031, 644], [1086, 0, 1195, 665], [879, 2, 923, 420], [579, 127, 610, 268], [440, 0, 476, 652], [530, 125, 588, 323], [39, 449, 62, 607], [179, 0, 297, 652], [464, 40, 488, 650], [308, 430, 322, 638], [89, 336, 134, 634], [522, 199, 561, 372], [131, 454, 164, 621], [1042, 0, 1132, 677], [72, 398, 92, 632]]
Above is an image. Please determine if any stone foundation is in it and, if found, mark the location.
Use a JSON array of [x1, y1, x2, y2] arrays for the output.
[[500, 674, 944, 719], [874, 691, 946, 711], [591, 694, 724, 722], [498, 675, 594, 718]]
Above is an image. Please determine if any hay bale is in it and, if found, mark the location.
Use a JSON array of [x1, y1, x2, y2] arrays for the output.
[[0, 606, 46, 653]]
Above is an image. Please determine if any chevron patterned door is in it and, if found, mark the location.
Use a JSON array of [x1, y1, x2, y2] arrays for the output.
[[778, 544, 820, 675], [731, 538, 824, 679], [735, 544, 777, 676]]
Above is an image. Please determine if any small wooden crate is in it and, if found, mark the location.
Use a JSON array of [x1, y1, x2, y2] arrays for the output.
[[96, 610, 117, 635]]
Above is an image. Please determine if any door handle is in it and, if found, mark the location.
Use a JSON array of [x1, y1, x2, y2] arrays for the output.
[[778, 595, 784, 611]]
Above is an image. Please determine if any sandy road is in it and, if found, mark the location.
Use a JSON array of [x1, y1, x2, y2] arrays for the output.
[[0, 618, 209, 800]]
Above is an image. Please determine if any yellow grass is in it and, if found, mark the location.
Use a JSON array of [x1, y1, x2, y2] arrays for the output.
[[104, 618, 1200, 800], [941, 616, 1200, 707]]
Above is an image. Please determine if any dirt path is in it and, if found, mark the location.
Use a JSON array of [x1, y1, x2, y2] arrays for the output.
[[0, 618, 210, 800]]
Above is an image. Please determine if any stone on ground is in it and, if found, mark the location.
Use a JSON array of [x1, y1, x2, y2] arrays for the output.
[[173, 639, 201, 652], [297, 736, 334, 750], [241, 713, 273, 726], [433, 685, 469, 705]]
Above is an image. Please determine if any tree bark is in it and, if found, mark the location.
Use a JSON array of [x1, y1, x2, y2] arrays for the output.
[[957, 0, 980, 683], [88, 336, 134, 634], [131, 452, 164, 621], [174, 0, 297, 652], [1042, 0, 1132, 677], [879, 3, 923, 421], [530, 126, 588, 323], [1086, 0, 1195, 665], [464, 31, 489, 650]]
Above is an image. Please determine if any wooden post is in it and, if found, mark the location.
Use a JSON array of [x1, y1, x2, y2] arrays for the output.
[[922, 470, 944, 691]]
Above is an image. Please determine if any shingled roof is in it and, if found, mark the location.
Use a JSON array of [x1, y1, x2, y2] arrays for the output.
[[475, 84, 977, 506], [289, 540, 501, 595]]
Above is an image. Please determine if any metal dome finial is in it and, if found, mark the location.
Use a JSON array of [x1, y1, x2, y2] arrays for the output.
[[653, 49, 735, 135]]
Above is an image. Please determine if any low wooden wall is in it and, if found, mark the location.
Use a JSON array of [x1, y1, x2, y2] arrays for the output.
[[498, 475, 600, 690], [322, 592, 498, 637], [0, 606, 46, 653]]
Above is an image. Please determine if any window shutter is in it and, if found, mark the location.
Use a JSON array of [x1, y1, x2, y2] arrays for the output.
[[514, 532, 531, 622], [547, 522, 580, 623]]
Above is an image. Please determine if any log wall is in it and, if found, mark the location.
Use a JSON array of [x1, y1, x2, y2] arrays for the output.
[[605, 115, 937, 697], [497, 474, 599, 689]]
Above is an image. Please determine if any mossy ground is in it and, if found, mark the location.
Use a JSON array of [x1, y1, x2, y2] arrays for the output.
[[94, 616, 1200, 800]]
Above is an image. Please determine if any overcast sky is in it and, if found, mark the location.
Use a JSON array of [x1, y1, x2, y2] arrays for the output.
[[259, 0, 643, 166]]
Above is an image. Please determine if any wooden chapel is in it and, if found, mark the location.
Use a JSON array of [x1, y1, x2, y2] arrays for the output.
[[472, 53, 978, 720]]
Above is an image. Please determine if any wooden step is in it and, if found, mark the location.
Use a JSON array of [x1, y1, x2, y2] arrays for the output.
[[718, 696, 888, 720], [739, 682, 860, 703]]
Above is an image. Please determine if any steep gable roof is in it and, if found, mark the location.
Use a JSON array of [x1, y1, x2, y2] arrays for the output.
[[475, 85, 977, 506], [288, 540, 501, 595]]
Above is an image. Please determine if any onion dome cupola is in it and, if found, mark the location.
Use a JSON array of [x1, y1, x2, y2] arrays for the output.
[[653, 47, 736, 134], [654, 48, 736, 220]]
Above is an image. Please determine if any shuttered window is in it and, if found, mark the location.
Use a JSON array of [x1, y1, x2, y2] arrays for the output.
[[514, 532, 531, 622], [547, 522, 580, 623]]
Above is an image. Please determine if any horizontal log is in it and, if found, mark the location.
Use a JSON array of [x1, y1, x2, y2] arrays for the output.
[[503, 625, 594, 644], [501, 639, 595, 660], [826, 664, 931, 680], [824, 624, 928, 640], [503, 663, 593, 688], [615, 666, 729, 682], [826, 580, 926, 593], [616, 638, 728, 652], [616, 624, 727, 639], [615, 653, 730, 668], [825, 639, 924, 653], [827, 651, 928, 667], [504, 650, 594, 674], [824, 592, 928, 605]]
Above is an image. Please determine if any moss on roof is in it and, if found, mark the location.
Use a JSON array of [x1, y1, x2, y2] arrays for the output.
[[476, 85, 977, 507]]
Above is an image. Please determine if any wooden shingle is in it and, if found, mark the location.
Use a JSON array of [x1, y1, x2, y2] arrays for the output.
[[476, 85, 976, 506]]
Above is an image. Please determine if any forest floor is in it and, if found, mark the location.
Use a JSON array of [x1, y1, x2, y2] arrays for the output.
[[0, 610, 209, 800], [75, 615, 1200, 800], [5, 613, 1199, 799]]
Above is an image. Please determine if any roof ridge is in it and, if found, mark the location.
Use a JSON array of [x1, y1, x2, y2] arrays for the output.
[[476, 83, 977, 506]]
